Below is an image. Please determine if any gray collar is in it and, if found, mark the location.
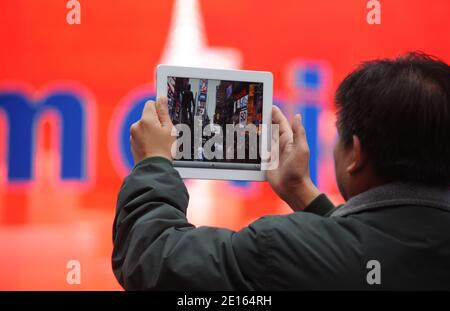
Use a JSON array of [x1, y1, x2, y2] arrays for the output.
[[330, 182, 450, 217]]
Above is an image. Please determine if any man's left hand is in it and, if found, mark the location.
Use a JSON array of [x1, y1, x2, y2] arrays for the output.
[[130, 97, 175, 164]]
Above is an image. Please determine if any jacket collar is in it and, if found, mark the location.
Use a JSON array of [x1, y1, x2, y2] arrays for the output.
[[330, 182, 450, 217]]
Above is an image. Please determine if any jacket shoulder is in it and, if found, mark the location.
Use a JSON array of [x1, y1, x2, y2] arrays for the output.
[[242, 213, 365, 289]]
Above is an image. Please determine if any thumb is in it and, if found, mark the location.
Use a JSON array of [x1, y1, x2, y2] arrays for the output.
[[292, 114, 307, 146], [156, 97, 172, 127]]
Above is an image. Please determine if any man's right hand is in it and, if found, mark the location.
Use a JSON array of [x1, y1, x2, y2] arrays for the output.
[[267, 106, 321, 211]]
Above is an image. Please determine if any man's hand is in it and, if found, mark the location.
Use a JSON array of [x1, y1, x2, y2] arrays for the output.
[[267, 106, 321, 211], [130, 97, 175, 164]]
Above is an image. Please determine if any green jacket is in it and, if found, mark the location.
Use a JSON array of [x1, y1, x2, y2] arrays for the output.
[[112, 157, 450, 290]]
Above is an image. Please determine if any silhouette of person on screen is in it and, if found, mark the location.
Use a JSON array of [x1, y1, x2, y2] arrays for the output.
[[181, 84, 195, 126]]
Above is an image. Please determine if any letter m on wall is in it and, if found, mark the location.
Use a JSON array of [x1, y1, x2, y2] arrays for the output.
[[0, 91, 86, 182]]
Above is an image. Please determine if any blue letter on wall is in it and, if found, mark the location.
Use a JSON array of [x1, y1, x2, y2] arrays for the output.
[[0, 91, 86, 182]]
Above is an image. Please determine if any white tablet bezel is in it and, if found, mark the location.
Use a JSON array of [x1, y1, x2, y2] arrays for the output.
[[156, 65, 273, 181]]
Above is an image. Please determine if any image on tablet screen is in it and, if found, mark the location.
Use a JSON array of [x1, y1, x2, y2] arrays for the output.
[[167, 76, 264, 170]]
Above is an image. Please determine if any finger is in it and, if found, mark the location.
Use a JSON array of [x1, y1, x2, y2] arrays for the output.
[[141, 100, 159, 125], [156, 97, 172, 127], [270, 129, 280, 162], [129, 134, 137, 164], [272, 106, 292, 137], [130, 121, 139, 138], [292, 113, 308, 146], [272, 106, 293, 151]]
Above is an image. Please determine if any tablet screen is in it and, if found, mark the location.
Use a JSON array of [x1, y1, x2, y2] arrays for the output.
[[166, 76, 264, 170]]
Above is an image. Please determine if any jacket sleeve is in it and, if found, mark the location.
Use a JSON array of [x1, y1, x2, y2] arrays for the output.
[[303, 193, 338, 216], [112, 157, 268, 290]]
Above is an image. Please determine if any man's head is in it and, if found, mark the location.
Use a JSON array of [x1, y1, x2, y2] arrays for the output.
[[333, 52, 450, 200]]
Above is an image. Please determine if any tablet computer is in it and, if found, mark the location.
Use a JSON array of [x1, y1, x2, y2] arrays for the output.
[[156, 65, 273, 181]]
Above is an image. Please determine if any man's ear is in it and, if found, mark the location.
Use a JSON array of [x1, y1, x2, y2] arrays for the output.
[[346, 135, 367, 174]]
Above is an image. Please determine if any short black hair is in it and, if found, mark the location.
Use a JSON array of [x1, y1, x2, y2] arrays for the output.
[[335, 51, 450, 187]]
